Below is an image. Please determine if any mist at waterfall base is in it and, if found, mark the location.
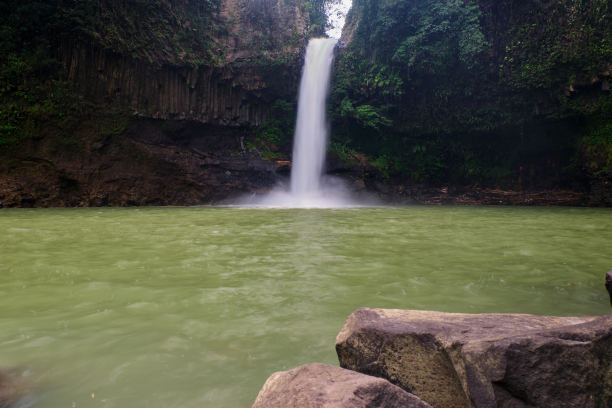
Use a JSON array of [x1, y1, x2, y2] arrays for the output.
[[243, 38, 369, 208]]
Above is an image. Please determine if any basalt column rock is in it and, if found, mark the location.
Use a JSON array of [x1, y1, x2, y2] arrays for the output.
[[251, 363, 432, 408], [335, 308, 612, 408], [57, 0, 308, 127]]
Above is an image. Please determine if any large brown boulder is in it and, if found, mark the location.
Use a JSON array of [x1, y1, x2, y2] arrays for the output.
[[251, 363, 432, 408], [336, 308, 612, 408]]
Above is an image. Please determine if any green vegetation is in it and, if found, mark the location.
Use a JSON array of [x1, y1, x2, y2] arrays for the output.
[[331, 0, 496, 182], [241, 0, 305, 59], [2, 0, 610, 195], [500, 0, 612, 91], [249, 99, 296, 158], [580, 94, 612, 178], [305, 0, 329, 36], [0, 1, 78, 148], [331, 0, 612, 185], [256, 99, 296, 147], [1, 0, 222, 66], [0, 0, 222, 149], [76, 0, 222, 65], [305, 0, 346, 36]]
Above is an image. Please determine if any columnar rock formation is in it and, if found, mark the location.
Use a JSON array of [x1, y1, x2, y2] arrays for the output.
[[57, 0, 308, 127]]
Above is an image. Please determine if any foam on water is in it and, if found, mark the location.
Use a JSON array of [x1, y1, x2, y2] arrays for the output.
[[250, 176, 366, 208]]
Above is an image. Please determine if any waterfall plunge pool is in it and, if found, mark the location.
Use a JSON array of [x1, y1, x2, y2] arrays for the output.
[[1, 206, 611, 407]]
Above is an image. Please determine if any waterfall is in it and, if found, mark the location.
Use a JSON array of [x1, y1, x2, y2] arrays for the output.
[[290, 38, 337, 198], [246, 37, 368, 207]]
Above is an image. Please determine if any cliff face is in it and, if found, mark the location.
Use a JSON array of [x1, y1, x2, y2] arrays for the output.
[[331, 0, 611, 204], [58, 0, 308, 126], [2, 0, 611, 207], [0, 0, 308, 207], [60, 42, 276, 126]]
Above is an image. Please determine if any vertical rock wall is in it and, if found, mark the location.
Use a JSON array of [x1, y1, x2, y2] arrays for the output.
[[58, 0, 309, 126]]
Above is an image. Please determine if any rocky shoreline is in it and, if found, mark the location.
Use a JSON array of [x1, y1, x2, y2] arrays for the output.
[[1, 153, 609, 208], [1, 117, 609, 209], [253, 308, 612, 408]]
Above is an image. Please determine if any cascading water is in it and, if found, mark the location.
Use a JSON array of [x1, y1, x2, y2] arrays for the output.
[[246, 32, 375, 206], [290, 38, 337, 199], [239, 1, 366, 207], [249, 37, 362, 207]]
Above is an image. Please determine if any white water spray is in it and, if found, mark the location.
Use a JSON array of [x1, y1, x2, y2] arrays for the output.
[[290, 38, 337, 198]]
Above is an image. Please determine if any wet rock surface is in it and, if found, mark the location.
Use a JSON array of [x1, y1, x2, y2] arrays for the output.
[[251, 363, 432, 408], [0, 119, 287, 207], [0, 370, 28, 408], [0, 371, 13, 408], [1, 120, 606, 208], [336, 308, 612, 408], [606, 270, 612, 306]]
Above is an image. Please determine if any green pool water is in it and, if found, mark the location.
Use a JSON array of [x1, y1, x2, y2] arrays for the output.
[[0, 206, 610, 407]]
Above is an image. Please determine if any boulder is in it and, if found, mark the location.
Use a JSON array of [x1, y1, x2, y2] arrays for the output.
[[252, 363, 432, 408], [336, 308, 612, 408], [0, 371, 12, 408], [606, 270, 612, 306], [0, 370, 22, 408]]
